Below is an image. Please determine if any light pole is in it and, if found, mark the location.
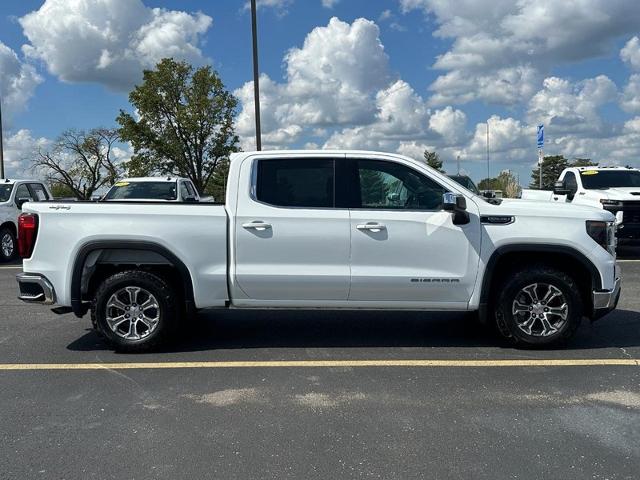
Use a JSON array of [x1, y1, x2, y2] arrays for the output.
[[486, 120, 490, 182], [0, 94, 4, 179], [250, 0, 262, 151]]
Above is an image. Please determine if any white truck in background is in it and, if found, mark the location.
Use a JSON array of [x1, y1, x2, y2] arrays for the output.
[[102, 177, 201, 202], [16, 150, 620, 352], [0, 179, 53, 262], [521, 166, 640, 243]]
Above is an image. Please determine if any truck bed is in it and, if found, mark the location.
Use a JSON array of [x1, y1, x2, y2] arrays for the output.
[[23, 201, 229, 308]]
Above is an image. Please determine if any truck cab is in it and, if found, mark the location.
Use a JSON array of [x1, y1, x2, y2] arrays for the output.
[[554, 167, 640, 242], [0, 179, 52, 262]]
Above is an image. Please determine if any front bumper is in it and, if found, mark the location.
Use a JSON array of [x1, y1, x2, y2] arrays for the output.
[[16, 273, 56, 305], [592, 276, 621, 320]]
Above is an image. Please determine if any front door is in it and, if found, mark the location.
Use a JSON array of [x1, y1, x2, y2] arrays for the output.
[[347, 157, 481, 307], [234, 155, 351, 303]]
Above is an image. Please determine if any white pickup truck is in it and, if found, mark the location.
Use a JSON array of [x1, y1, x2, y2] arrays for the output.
[[0, 179, 52, 262], [102, 177, 201, 202], [16, 150, 620, 351], [522, 166, 640, 243]]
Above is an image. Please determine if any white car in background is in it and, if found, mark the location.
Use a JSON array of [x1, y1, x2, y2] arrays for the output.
[[103, 177, 200, 203], [0, 179, 53, 262]]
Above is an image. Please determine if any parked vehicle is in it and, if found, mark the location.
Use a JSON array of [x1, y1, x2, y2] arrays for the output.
[[103, 177, 200, 202], [17, 150, 619, 351], [521, 166, 640, 243], [0, 179, 52, 262], [448, 175, 481, 195]]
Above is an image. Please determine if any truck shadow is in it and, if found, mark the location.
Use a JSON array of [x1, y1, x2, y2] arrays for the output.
[[66, 308, 640, 353]]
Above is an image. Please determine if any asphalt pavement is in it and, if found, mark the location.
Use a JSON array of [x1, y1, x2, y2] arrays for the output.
[[0, 259, 639, 479]]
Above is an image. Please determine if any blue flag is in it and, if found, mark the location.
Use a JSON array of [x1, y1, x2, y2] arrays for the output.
[[537, 124, 544, 149]]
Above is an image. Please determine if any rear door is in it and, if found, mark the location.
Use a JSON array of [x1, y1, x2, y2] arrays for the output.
[[233, 155, 351, 302], [346, 156, 481, 307]]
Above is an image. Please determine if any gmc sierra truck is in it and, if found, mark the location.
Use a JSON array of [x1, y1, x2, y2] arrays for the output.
[[521, 166, 640, 243], [16, 150, 620, 351]]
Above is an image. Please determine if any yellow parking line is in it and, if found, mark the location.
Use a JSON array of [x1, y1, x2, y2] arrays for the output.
[[0, 358, 637, 371], [0, 266, 21, 270]]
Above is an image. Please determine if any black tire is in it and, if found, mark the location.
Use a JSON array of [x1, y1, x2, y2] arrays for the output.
[[494, 265, 583, 347], [91, 270, 178, 353], [0, 227, 17, 263]]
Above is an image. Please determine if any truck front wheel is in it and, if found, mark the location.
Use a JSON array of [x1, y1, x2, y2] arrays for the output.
[[494, 266, 583, 347], [91, 270, 178, 352]]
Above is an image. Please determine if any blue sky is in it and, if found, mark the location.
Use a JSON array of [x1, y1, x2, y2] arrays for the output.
[[1, 0, 640, 183]]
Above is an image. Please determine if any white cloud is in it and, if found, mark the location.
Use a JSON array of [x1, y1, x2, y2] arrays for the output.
[[3, 130, 52, 178], [462, 116, 531, 163], [19, 0, 212, 91], [0, 42, 42, 123], [321, 0, 339, 8], [401, 0, 640, 106], [621, 36, 640, 70], [620, 74, 640, 113], [235, 17, 390, 149], [528, 75, 617, 135]]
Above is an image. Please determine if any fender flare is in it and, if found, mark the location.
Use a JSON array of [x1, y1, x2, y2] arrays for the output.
[[478, 243, 602, 323], [70, 240, 195, 317]]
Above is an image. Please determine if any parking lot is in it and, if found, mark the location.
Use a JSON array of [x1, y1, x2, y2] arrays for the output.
[[1, 257, 639, 480]]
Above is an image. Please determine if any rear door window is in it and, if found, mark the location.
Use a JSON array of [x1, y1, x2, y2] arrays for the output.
[[29, 183, 50, 201], [256, 159, 334, 208]]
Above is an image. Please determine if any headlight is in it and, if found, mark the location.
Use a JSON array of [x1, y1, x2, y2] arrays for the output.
[[600, 199, 622, 207], [586, 220, 616, 256]]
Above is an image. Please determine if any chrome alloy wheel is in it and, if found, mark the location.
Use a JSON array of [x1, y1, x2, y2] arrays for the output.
[[512, 283, 568, 337], [1, 233, 14, 258], [105, 286, 160, 340]]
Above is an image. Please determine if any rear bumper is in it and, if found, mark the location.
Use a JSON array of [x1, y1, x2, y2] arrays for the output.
[[16, 273, 56, 305], [592, 277, 621, 320]]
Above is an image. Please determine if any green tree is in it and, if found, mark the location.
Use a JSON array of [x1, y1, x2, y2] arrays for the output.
[[117, 58, 240, 194], [33, 128, 122, 200], [423, 150, 445, 173], [530, 155, 569, 189], [359, 169, 389, 206], [571, 158, 598, 167], [478, 170, 520, 198]]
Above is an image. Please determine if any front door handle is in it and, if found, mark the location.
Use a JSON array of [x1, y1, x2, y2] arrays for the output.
[[242, 221, 272, 231], [356, 223, 386, 232]]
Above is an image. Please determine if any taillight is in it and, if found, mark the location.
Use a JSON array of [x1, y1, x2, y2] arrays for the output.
[[18, 213, 38, 258]]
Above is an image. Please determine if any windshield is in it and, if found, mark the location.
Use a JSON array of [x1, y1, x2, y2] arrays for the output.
[[0, 184, 13, 202], [448, 175, 480, 195], [580, 170, 640, 189], [104, 181, 177, 200]]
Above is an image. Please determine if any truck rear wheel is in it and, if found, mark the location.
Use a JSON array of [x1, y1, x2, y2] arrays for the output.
[[91, 270, 178, 352], [494, 266, 583, 347], [0, 227, 17, 262]]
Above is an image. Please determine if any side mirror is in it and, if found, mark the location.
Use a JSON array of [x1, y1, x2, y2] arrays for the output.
[[183, 196, 198, 203], [482, 190, 496, 199], [90, 195, 102, 202], [16, 198, 30, 209], [442, 192, 470, 225], [553, 181, 571, 196]]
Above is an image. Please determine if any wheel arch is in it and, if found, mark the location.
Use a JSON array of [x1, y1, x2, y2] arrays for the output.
[[71, 240, 195, 317], [0, 220, 17, 237], [478, 244, 600, 323]]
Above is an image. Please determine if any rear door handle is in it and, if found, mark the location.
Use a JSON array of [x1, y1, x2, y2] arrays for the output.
[[356, 223, 386, 232], [242, 221, 272, 231]]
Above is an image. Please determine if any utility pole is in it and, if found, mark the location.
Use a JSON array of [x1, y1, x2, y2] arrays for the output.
[[250, 0, 262, 151], [486, 121, 490, 182], [456, 155, 460, 175], [0, 94, 4, 179]]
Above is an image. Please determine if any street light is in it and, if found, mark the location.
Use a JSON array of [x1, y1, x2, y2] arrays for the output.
[[0, 94, 4, 179], [250, 0, 262, 151]]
